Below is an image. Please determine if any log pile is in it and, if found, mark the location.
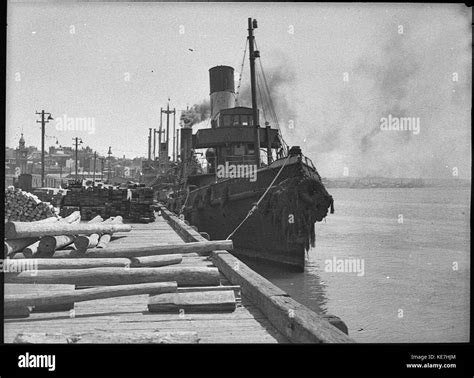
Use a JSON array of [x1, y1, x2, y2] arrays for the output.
[[32, 190, 64, 207], [5, 218, 132, 239], [60, 186, 154, 222], [5, 235, 237, 323], [4, 212, 130, 258], [129, 187, 155, 222], [4, 208, 240, 345], [5, 187, 58, 222], [59, 206, 80, 218]]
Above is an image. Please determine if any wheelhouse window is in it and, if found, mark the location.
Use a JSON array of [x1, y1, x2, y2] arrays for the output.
[[221, 112, 254, 127], [233, 143, 245, 155], [223, 115, 232, 127], [232, 115, 240, 126]]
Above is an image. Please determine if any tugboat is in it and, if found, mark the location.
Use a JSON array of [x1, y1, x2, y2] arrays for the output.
[[167, 18, 334, 271]]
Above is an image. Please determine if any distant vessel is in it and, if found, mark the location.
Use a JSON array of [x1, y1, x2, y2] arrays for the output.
[[166, 18, 334, 271]]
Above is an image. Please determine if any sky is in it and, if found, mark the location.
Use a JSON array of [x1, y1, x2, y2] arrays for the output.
[[6, 1, 472, 178]]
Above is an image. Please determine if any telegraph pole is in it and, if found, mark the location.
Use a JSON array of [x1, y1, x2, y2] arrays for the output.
[[101, 158, 105, 181], [173, 109, 176, 161], [176, 128, 180, 161], [36, 110, 54, 187], [148, 128, 152, 160], [92, 151, 97, 185], [153, 128, 156, 159], [159, 107, 163, 148], [166, 103, 170, 158], [158, 107, 163, 159]]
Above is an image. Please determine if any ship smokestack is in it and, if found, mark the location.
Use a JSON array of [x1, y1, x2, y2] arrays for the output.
[[209, 66, 236, 127], [180, 126, 193, 163], [180, 125, 193, 179]]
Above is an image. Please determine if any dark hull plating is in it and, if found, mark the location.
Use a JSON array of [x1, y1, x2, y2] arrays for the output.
[[170, 156, 332, 271]]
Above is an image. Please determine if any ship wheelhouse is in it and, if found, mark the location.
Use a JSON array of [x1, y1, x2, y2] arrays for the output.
[[193, 106, 282, 173]]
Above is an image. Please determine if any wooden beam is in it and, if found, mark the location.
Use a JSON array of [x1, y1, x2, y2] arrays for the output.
[[7, 284, 75, 313], [62, 211, 81, 224], [211, 251, 354, 343], [74, 234, 100, 251], [47, 240, 233, 259], [4, 306, 30, 319], [96, 233, 112, 249], [13, 331, 200, 344], [5, 266, 220, 287], [148, 290, 236, 313], [21, 240, 41, 258], [4, 238, 39, 257], [96, 215, 123, 249], [130, 254, 182, 267], [159, 205, 205, 242], [177, 285, 240, 296], [73, 215, 105, 251], [5, 282, 177, 310], [158, 208, 353, 342], [12, 258, 131, 270], [32, 215, 102, 257], [38, 235, 76, 255], [5, 222, 132, 239], [10, 255, 182, 270]]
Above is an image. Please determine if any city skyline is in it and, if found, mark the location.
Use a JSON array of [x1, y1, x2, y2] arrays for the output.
[[6, 3, 471, 178]]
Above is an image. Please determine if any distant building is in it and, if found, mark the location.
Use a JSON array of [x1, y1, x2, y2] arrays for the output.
[[15, 133, 29, 175]]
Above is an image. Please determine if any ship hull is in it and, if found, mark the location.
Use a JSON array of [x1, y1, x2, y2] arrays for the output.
[[170, 156, 332, 272], [189, 190, 306, 270]]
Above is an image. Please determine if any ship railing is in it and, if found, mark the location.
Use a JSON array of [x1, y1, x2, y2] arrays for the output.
[[224, 155, 257, 165], [303, 155, 316, 170]]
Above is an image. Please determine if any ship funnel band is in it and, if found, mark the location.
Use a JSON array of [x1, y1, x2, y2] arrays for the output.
[[260, 174, 333, 252]]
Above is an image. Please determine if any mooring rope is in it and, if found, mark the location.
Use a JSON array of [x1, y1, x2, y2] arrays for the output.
[[180, 187, 191, 215], [226, 154, 291, 240]]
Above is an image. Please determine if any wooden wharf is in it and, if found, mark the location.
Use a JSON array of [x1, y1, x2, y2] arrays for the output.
[[4, 206, 354, 344]]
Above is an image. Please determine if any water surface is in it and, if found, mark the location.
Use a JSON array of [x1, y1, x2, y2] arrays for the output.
[[243, 187, 470, 343]]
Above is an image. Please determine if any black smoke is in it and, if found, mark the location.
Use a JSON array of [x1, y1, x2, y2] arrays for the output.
[[180, 100, 211, 127], [294, 9, 471, 179]]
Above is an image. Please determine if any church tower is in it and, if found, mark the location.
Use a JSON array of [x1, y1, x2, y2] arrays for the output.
[[16, 133, 28, 174]]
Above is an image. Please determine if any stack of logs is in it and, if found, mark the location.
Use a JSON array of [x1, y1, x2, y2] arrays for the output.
[[32, 190, 63, 207], [129, 187, 155, 222], [61, 186, 155, 223], [4, 235, 237, 343], [5, 187, 58, 222], [4, 211, 131, 258]]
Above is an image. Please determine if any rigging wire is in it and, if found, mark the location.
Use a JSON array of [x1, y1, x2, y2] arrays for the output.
[[254, 39, 290, 156], [255, 70, 267, 124], [226, 153, 291, 240], [235, 39, 248, 105], [254, 40, 280, 129]]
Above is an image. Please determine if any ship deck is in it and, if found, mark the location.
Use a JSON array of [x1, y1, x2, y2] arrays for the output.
[[4, 215, 288, 343]]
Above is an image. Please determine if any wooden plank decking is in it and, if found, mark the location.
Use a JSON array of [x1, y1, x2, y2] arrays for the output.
[[4, 214, 289, 343]]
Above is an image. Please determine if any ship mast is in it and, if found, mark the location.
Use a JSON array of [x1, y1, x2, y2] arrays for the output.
[[248, 18, 260, 167]]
